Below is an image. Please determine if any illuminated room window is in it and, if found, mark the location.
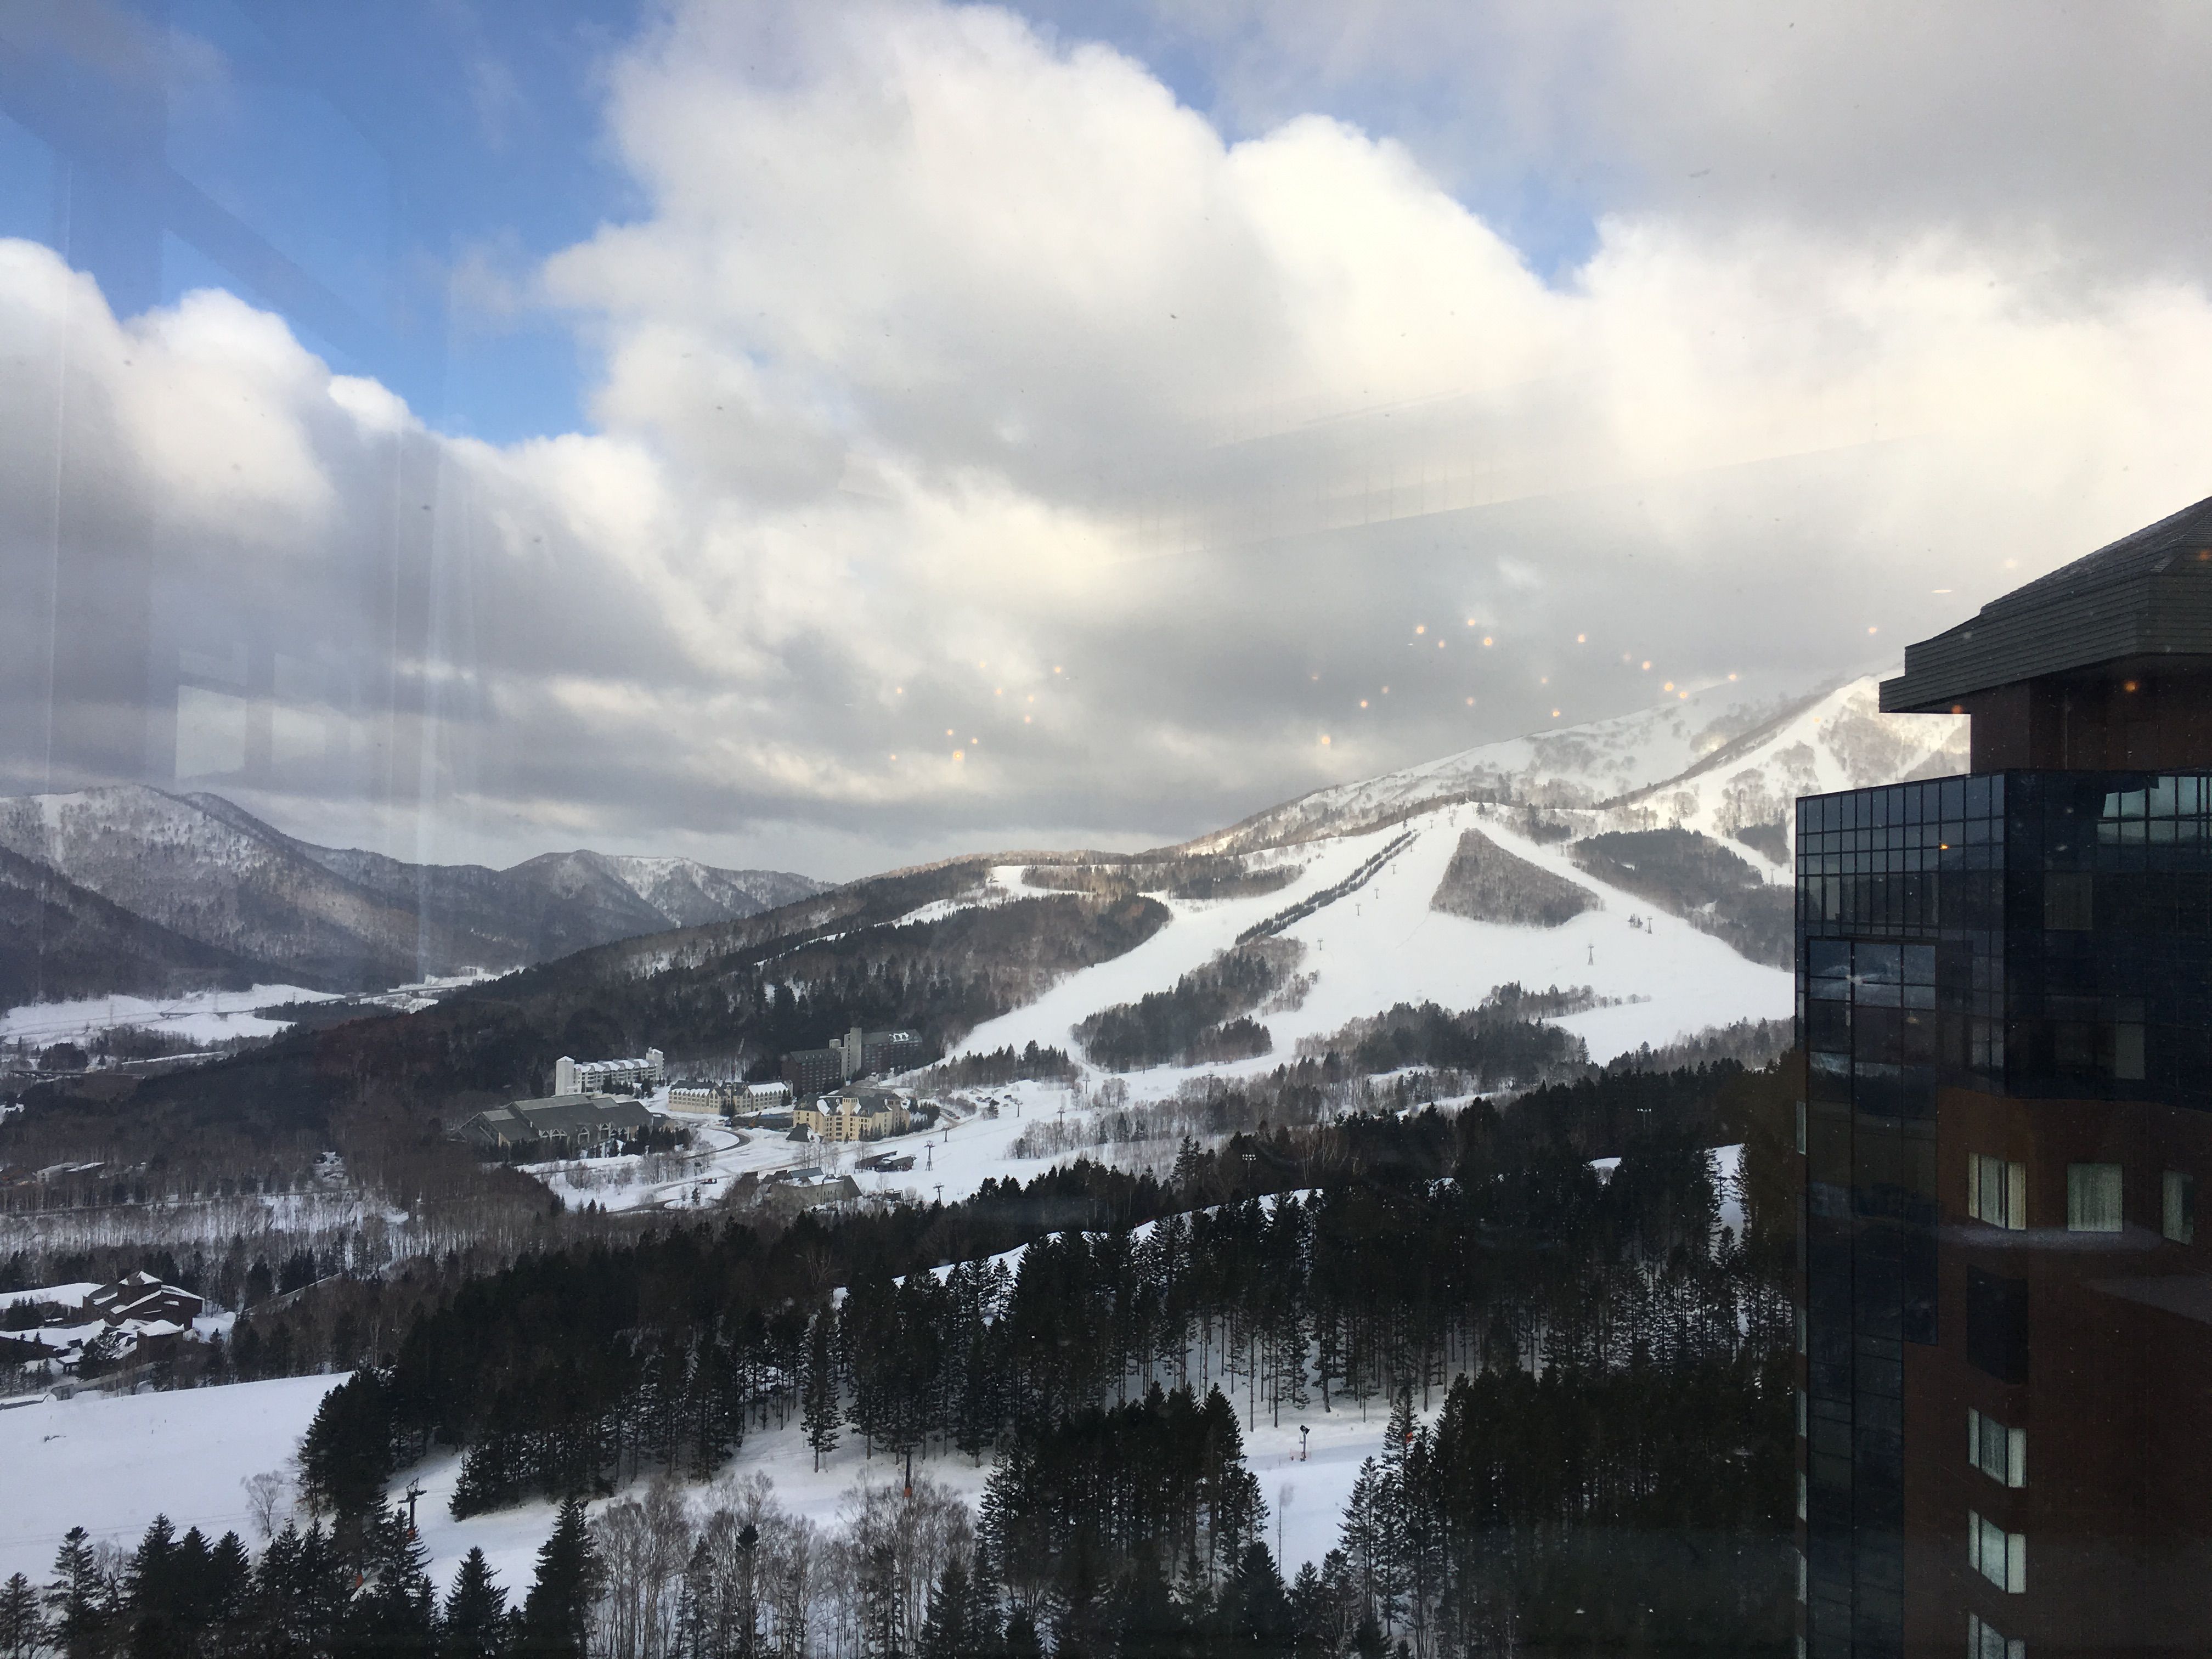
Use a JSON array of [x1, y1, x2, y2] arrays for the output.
[[1969, 1511, 2027, 1592], [1969, 1154, 2027, 1229], [2164, 1170, 2196, 1244], [1968, 1408, 2026, 1487], [2067, 1164, 2122, 1233], [1970, 1612, 2026, 1659]]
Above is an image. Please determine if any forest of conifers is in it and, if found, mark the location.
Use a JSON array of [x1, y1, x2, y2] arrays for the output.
[[10, 1054, 1797, 1657]]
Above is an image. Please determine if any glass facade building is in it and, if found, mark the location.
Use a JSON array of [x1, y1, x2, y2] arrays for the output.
[[1797, 772, 2212, 1657], [1800, 497, 2212, 1658]]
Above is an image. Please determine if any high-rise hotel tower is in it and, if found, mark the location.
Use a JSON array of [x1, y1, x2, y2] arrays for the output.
[[1798, 498, 2212, 1659]]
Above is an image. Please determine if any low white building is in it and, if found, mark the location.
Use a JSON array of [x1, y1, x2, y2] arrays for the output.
[[554, 1048, 664, 1097]]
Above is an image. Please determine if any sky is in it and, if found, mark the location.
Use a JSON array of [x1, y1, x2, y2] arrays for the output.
[[7, 0, 2212, 880]]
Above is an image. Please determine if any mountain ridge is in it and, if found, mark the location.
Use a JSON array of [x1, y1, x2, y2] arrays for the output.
[[0, 786, 827, 1001]]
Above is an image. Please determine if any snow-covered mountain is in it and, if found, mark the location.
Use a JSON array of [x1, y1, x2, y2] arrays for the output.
[[936, 669, 1967, 1072], [1188, 670, 1965, 859], [600, 855, 824, 928], [0, 786, 826, 997]]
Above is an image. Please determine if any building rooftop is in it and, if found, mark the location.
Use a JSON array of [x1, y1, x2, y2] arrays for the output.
[[1882, 492, 2212, 713]]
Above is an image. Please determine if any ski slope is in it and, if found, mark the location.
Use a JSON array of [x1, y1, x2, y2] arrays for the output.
[[0, 985, 341, 1048], [958, 800, 1790, 1077]]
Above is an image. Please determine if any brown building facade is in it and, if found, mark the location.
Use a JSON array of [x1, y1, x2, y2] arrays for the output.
[[1801, 496, 2212, 1659]]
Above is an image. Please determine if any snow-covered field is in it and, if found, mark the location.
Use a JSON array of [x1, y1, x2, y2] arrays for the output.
[[0, 1374, 343, 1579], [0, 985, 341, 1048], [0, 1361, 1423, 1591], [531, 1082, 1081, 1216]]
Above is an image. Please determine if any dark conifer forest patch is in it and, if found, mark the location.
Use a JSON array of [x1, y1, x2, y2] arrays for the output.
[[1429, 827, 1597, 927]]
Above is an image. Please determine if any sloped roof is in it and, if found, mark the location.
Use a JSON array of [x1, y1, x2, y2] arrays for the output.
[[1883, 493, 2212, 711], [461, 1093, 657, 1142]]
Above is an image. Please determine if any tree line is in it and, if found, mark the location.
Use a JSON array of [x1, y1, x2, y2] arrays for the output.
[[0, 1499, 600, 1659]]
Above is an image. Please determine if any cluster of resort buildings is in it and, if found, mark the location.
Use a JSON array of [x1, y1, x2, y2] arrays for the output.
[[454, 1027, 928, 1157]]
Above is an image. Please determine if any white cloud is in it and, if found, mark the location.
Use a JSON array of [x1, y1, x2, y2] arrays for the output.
[[10, 1, 2212, 877]]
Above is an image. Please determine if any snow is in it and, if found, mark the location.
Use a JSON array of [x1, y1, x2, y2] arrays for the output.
[[954, 802, 1791, 1077], [0, 985, 341, 1048], [0, 1282, 98, 1312], [1189, 667, 1848, 853], [0, 1374, 345, 1580], [0, 1357, 1441, 1592]]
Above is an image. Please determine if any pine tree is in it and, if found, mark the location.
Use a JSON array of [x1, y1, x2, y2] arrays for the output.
[[298, 1372, 394, 1519], [205, 1534, 255, 1658], [517, 1498, 600, 1659], [1001, 1607, 1045, 1659], [442, 1548, 509, 1659], [46, 1526, 111, 1659], [0, 1574, 45, 1659], [800, 1312, 839, 1473], [961, 1553, 1006, 1658], [347, 1505, 437, 1659], [125, 1514, 198, 1659], [915, 1559, 969, 1659]]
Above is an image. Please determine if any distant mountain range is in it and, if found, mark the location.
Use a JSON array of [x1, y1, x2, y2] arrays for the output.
[[1186, 670, 1965, 856], [0, 786, 826, 1006]]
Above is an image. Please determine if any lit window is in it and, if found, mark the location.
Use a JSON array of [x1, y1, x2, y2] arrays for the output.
[[1968, 1510, 2026, 1592], [1969, 1154, 2027, 1230], [1970, 1611, 2026, 1659], [2164, 1170, 2197, 1244], [2067, 1163, 2123, 1233], [1968, 1407, 2026, 1487]]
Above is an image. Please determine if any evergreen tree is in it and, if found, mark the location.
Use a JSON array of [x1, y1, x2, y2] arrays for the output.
[[800, 1313, 839, 1474], [441, 1549, 509, 1659], [1001, 1607, 1045, 1659], [517, 1499, 600, 1659], [205, 1534, 255, 1659], [46, 1526, 111, 1659], [298, 1372, 394, 1520], [0, 1574, 45, 1659], [1212, 1542, 1290, 1657], [915, 1559, 970, 1659], [345, 1506, 437, 1659], [1113, 1548, 1182, 1659], [961, 1553, 1006, 1659]]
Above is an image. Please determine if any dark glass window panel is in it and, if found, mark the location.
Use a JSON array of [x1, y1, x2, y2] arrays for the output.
[[1809, 938, 1850, 979], [1902, 943, 1936, 984], [1895, 1064, 1937, 1120], [1966, 1267, 2030, 1384], [1856, 941, 1903, 983], [1854, 1005, 1903, 1062], [2045, 870, 2095, 930], [1810, 1051, 1851, 1102], [1808, 998, 1850, 1052], [1854, 1059, 1903, 1116]]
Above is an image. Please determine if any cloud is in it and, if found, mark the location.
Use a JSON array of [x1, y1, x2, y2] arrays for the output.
[[1121, 1, 2212, 280], [9, 1, 2212, 878]]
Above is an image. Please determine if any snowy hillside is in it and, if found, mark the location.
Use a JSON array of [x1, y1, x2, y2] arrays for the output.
[[1596, 675, 1967, 865], [1188, 669, 1963, 856], [603, 855, 825, 927], [967, 804, 1792, 1074]]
